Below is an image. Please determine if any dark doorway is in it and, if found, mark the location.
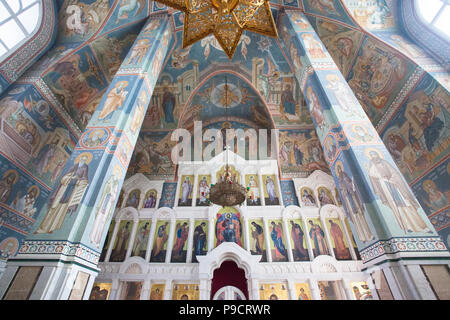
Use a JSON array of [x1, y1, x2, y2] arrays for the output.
[[210, 260, 248, 300]]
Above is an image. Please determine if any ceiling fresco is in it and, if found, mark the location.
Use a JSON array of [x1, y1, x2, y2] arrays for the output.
[[0, 0, 449, 255]]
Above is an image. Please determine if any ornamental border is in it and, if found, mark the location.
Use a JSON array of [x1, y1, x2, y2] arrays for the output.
[[18, 240, 100, 265], [360, 237, 448, 264]]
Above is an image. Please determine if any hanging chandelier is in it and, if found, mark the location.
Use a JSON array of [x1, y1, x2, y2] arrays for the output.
[[209, 165, 247, 206], [155, 0, 278, 58], [208, 77, 247, 206]]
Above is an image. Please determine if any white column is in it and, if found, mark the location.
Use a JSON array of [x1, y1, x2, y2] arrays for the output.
[[208, 209, 215, 252], [155, 188, 161, 208], [165, 219, 176, 263], [405, 264, 436, 300], [105, 220, 121, 262], [301, 217, 314, 260], [249, 279, 260, 300], [241, 172, 247, 207], [365, 272, 380, 300], [145, 217, 158, 262], [175, 176, 181, 207], [192, 173, 199, 206], [263, 218, 272, 262], [275, 174, 283, 206], [186, 217, 195, 262], [341, 278, 356, 300], [340, 217, 357, 260], [109, 279, 120, 300], [199, 279, 210, 300], [283, 218, 294, 262], [125, 219, 139, 259], [138, 192, 145, 210], [164, 279, 173, 300], [258, 172, 265, 206], [320, 216, 335, 259], [243, 210, 250, 252], [382, 267, 405, 300], [141, 279, 151, 300], [287, 279, 296, 300], [121, 192, 129, 209], [309, 279, 321, 300]]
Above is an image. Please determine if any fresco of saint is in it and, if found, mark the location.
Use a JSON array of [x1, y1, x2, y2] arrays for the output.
[[143, 190, 157, 208], [133, 221, 150, 258], [247, 176, 260, 206], [328, 219, 351, 260], [35, 153, 91, 234], [127, 39, 150, 65], [308, 220, 329, 257], [193, 221, 207, 261], [111, 221, 131, 262], [366, 149, 431, 234], [90, 166, 121, 247], [335, 162, 374, 243], [251, 221, 265, 256], [197, 176, 210, 206], [264, 176, 279, 205], [307, 87, 326, 130], [216, 211, 242, 247], [171, 221, 189, 262], [152, 221, 169, 262], [98, 81, 128, 120], [270, 221, 288, 261], [162, 87, 175, 123], [290, 220, 308, 261], [0, 171, 18, 203], [129, 91, 147, 135]]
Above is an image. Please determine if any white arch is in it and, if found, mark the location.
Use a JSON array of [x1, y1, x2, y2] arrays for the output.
[[311, 255, 341, 274], [319, 204, 345, 220], [197, 242, 262, 280], [116, 207, 139, 222], [154, 207, 176, 220], [119, 256, 147, 274]]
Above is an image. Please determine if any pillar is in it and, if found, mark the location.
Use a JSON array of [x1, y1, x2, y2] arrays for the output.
[[192, 174, 199, 207], [308, 278, 321, 300], [145, 216, 158, 262], [258, 171, 265, 206], [263, 218, 272, 262], [186, 218, 195, 263], [242, 208, 250, 251], [164, 279, 172, 300], [0, 14, 173, 299], [125, 219, 139, 260], [280, 10, 449, 299]]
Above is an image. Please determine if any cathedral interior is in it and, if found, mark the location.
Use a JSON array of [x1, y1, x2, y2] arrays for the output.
[[0, 0, 449, 300]]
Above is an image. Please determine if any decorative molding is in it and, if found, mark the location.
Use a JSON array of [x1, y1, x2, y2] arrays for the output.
[[17, 240, 100, 265], [360, 237, 449, 264]]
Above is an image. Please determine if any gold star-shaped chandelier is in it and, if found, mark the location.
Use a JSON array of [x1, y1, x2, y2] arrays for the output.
[[155, 0, 278, 58]]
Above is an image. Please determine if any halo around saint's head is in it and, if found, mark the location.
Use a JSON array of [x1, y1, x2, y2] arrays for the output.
[[3, 170, 18, 184], [334, 160, 344, 175], [27, 185, 40, 198], [364, 147, 383, 159], [75, 152, 93, 164]]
